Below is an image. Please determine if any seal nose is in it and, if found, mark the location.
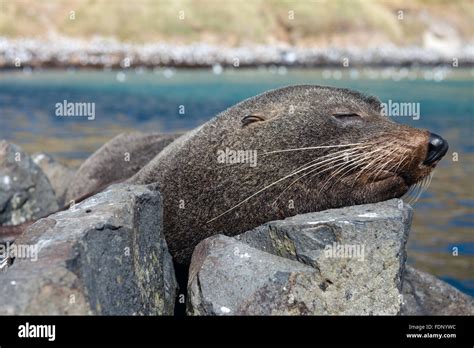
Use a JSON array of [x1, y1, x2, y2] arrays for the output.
[[424, 132, 449, 165]]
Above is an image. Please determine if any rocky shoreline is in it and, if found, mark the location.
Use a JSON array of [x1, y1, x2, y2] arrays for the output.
[[1, 37, 473, 69], [0, 137, 472, 315]]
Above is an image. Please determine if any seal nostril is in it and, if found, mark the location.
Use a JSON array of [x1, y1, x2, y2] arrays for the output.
[[424, 132, 449, 165]]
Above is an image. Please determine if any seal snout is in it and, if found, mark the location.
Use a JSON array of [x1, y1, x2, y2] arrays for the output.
[[424, 132, 449, 165]]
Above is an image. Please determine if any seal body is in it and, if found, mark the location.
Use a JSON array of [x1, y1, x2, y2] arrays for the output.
[[65, 132, 180, 203], [130, 85, 444, 265]]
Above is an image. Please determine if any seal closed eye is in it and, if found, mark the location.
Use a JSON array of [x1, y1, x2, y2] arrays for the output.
[[129, 84, 448, 265], [332, 112, 363, 121], [242, 114, 266, 126]]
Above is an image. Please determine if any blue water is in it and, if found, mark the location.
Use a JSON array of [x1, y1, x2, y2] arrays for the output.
[[0, 68, 473, 296]]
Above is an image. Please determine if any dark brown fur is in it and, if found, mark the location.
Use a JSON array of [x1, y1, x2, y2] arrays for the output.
[[65, 132, 181, 203]]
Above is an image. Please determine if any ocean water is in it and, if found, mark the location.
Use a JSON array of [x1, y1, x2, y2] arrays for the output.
[[0, 68, 473, 296]]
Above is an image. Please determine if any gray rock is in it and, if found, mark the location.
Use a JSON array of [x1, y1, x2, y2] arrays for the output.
[[32, 153, 76, 206], [401, 266, 474, 315], [187, 234, 322, 315], [65, 132, 181, 204], [188, 199, 412, 315], [0, 141, 59, 226], [0, 183, 177, 315]]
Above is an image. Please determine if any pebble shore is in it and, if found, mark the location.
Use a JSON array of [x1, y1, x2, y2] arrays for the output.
[[1, 36, 473, 69]]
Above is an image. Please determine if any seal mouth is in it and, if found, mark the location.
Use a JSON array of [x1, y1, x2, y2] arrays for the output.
[[367, 172, 408, 195], [379, 160, 436, 205], [362, 165, 433, 205], [369, 170, 398, 183]]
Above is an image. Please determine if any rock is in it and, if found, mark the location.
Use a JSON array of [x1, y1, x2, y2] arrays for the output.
[[65, 132, 181, 204], [401, 266, 474, 315], [188, 235, 321, 315], [188, 199, 412, 315], [0, 141, 59, 226], [32, 153, 76, 206], [0, 183, 177, 315]]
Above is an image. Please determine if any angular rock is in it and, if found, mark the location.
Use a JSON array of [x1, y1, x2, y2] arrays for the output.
[[188, 199, 412, 315], [0, 141, 59, 226], [188, 235, 321, 315], [0, 183, 177, 315], [65, 132, 181, 204], [401, 266, 474, 315], [32, 153, 76, 206]]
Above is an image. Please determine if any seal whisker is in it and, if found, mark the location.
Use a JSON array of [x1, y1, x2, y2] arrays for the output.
[[402, 182, 417, 204], [315, 154, 370, 192], [207, 146, 371, 222], [366, 154, 396, 182], [217, 143, 370, 170], [343, 147, 395, 185], [409, 181, 423, 205], [206, 155, 344, 223], [324, 141, 397, 187], [371, 149, 408, 180], [261, 142, 365, 156], [367, 148, 399, 183], [271, 149, 369, 205], [410, 172, 434, 205], [320, 145, 392, 191], [304, 146, 380, 188], [390, 149, 410, 174], [405, 174, 426, 205], [349, 145, 393, 187], [317, 146, 390, 194], [285, 145, 371, 175]]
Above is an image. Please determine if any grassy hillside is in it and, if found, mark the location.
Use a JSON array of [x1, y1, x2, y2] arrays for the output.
[[0, 0, 472, 46]]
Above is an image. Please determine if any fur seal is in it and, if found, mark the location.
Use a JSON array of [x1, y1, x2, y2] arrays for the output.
[[129, 85, 448, 265], [65, 132, 181, 203]]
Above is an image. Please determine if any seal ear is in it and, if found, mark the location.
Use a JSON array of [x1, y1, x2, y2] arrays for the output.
[[242, 114, 265, 126]]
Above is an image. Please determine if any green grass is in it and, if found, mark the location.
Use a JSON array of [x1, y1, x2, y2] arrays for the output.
[[0, 0, 472, 45]]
